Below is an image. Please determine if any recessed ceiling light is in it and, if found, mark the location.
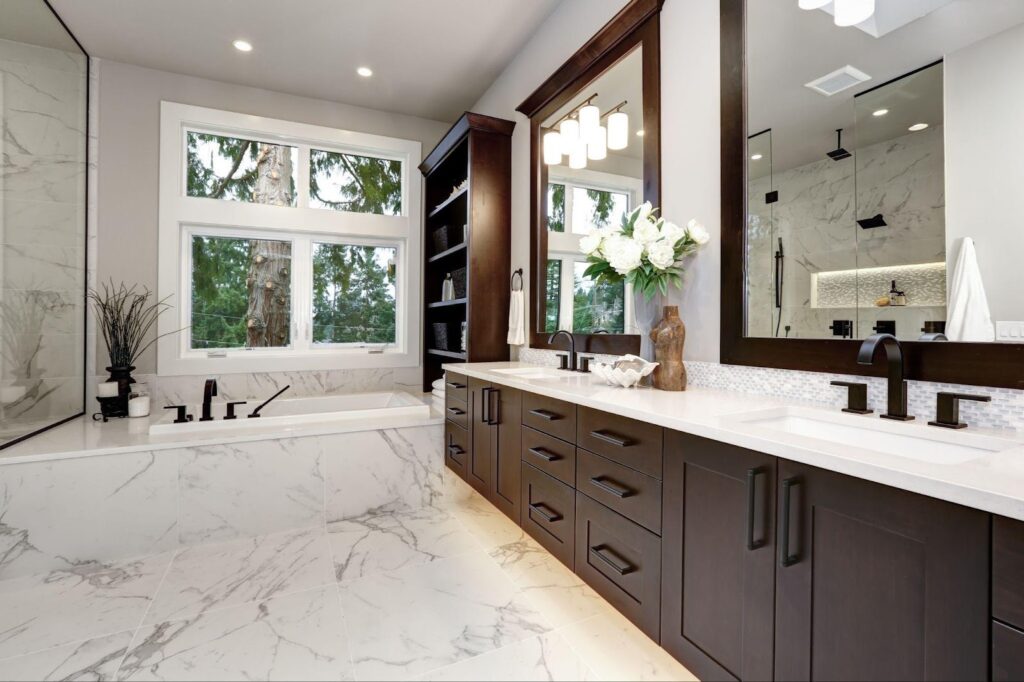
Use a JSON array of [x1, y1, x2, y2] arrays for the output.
[[232, 39, 253, 52], [636, 129, 645, 137], [750, 154, 763, 160], [356, 66, 373, 78], [872, 108, 889, 117], [908, 123, 929, 131]]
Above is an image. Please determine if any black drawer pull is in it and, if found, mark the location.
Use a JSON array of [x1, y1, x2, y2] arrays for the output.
[[589, 430, 633, 447], [446, 381, 466, 390], [780, 477, 801, 567], [589, 545, 634, 576], [529, 408, 561, 421], [589, 476, 633, 499], [527, 447, 560, 462], [447, 444, 465, 456], [528, 502, 561, 523], [446, 407, 465, 416], [746, 467, 767, 551]]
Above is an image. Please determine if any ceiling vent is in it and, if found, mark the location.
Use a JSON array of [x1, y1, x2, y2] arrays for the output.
[[805, 65, 871, 97]]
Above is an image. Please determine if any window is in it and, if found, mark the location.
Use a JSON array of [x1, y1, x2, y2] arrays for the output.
[[159, 103, 421, 375], [544, 171, 640, 335]]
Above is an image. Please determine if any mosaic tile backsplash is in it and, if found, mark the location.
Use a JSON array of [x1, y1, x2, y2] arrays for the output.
[[518, 347, 1024, 432]]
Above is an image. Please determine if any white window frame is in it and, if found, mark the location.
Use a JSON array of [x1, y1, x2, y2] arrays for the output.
[[158, 102, 421, 375], [547, 169, 642, 334]]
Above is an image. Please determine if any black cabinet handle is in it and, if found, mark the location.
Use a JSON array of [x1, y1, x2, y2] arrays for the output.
[[529, 408, 560, 421], [446, 406, 465, 416], [746, 467, 767, 551], [589, 476, 633, 499], [446, 381, 466, 390], [488, 388, 500, 426], [447, 443, 465, 456], [589, 430, 633, 447], [528, 502, 561, 523], [527, 447, 559, 462], [780, 477, 801, 567], [481, 387, 492, 424], [589, 545, 634, 576]]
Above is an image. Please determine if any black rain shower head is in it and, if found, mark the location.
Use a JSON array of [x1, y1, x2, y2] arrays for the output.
[[827, 128, 852, 161]]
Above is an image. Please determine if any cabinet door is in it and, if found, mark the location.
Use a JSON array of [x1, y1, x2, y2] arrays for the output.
[[775, 461, 989, 681], [661, 432, 776, 682], [467, 378, 492, 495], [489, 385, 521, 524]]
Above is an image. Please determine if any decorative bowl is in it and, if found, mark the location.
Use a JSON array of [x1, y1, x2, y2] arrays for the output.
[[592, 354, 658, 388]]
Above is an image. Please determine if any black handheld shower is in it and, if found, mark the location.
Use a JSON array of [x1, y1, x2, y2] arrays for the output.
[[774, 237, 784, 337]]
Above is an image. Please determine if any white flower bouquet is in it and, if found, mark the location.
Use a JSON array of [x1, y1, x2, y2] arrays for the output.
[[579, 202, 708, 299]]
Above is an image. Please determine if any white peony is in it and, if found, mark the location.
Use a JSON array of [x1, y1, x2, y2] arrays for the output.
[[632, 216, 661, 245], [659, 221, 687, 247], [579, 229, 606, 256], [634, 201, 654, 223], [686, 218, 710, 245], [647, 239, 677, 270], [603, 234, 644, 275]]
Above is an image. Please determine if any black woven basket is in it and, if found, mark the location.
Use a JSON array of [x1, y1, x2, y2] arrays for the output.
[[451, 267, 467, 299], [431, 226, 449, 255], [432, 322, 450, 351]]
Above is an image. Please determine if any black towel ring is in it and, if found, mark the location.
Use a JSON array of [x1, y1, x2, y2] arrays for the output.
[[511, 268, 523, 291]]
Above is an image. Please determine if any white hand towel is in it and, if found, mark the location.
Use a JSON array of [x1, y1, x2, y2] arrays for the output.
[[507, 289, 526, 346], [947, 238, 995, 342]]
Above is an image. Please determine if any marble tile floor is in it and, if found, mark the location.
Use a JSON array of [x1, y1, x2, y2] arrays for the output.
[[0, 474, 696, 682]]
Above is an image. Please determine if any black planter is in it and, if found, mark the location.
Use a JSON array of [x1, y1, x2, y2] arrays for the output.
[[103, 365, 135, 418]]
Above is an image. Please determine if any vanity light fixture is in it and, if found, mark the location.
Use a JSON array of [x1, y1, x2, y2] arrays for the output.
[[232, 39, 253, 52], [568, 137, 588, 169], [607, 110, 630, 149], [543, 131, 563, 165], [588, 125, 608, 161], [578, 103, 600, 138], [873, 108, 889, 117], [559, 118, 580, 155], [356, 66, 373, 78], [909, 123, 929, 131]]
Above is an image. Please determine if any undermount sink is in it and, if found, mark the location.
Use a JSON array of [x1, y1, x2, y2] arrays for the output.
[[493, 367, 566, 379], [728, 406, 1020, 465]]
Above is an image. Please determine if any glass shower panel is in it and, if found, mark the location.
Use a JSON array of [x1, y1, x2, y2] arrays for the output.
[[746, 130, 775, 337]]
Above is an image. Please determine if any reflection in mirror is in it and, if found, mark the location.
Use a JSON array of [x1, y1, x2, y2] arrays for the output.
[[0, 0, 87, 446], [539, 47, 642, 336], [745, 0, 1024, 343]]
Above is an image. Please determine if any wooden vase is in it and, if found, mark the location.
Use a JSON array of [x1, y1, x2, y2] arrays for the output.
[[650, 306, 687, 391]]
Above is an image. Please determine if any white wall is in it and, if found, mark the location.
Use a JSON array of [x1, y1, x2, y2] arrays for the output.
[[945, 22, 1024, 324], [96, 59, 451, 373], [472, 0, 723, 360]]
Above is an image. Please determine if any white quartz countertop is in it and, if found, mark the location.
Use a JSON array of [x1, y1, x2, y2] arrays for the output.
[[444, 362, 1024, 522]]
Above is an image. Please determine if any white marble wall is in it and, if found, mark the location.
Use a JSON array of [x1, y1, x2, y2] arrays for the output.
[[0, 423, 443, 580], [746, 126, 946, 340]]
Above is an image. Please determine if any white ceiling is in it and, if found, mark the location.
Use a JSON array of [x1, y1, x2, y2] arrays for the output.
[[748, 0, 1024, 173], [0, 0, 83, 53], [48, 0, 562, 122]]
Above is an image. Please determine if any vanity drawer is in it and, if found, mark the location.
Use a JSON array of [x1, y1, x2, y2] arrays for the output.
[[522, 426, 576, 486], [576, 448, 662, 535], [444, 421, 469, 479], [444, 395, 469, 430], [444, 371, 469, 403], [575, 492, 661, 639], [994, 516, 1024, 629], [521, 462, 576, 569], [577, 406, 663, 479], [522, 392, 577, 443], [993, 620, 1024, 682]]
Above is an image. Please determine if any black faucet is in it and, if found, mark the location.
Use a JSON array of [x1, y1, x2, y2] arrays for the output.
[[200, 378, 218, 422], [547, 330, 576, 371], [857, 334, 913, 421]]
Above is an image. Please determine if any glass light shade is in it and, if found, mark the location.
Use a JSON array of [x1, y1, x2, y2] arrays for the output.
[[559, 118, 579, 155], [543, 131, 563, 165], [587, 126, 607, 161], [833, 0, 874, 26], [798, 0, 831, 9], [607, 111, 629, 150], [578, 104, 600, 137], [568, 138, 587, 170]]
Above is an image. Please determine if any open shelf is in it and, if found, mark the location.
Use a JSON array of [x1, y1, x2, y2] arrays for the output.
[[427, 297, 467, 309], [427, 186, 468, 219], [427, 348, 468, 360], [428, 242, 467, 263]]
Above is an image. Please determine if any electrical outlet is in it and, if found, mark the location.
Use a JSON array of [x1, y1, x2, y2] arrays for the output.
[[995, 321, 1024, 341]]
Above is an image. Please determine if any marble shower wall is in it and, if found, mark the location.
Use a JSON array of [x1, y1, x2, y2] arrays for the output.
[[746, 125, 946, 340], [0, 35, 88, 446], [0, 422, 444, 580]]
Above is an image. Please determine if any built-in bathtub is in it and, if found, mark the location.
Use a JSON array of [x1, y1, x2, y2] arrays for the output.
[[148, 391, 431, 436]]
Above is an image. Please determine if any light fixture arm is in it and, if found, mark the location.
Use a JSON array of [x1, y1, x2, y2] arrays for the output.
[[551, 92, 599, 128]]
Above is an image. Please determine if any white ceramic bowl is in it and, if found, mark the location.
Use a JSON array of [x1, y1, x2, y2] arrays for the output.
[[592, 356, 658, 388]]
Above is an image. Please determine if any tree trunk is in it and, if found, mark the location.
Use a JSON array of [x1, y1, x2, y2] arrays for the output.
[[247, 144, 293, 347]]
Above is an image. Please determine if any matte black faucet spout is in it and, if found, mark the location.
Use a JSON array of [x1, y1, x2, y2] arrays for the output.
[[547, 330, 576, 371], [857, 334, 913, 421], [200, 378, 218, 422]]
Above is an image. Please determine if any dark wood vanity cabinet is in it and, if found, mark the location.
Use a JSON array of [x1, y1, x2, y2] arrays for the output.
[[774, 460, 990, 682], [661, 432, 777, 682], [993, 517, 1024, 681], [466, 378, 522, 524]]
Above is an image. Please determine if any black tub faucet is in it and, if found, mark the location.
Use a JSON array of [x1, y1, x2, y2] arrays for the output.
[[857, 334, 913, 421], [200, 378, 218, 422], [548, 330, 576, 371]]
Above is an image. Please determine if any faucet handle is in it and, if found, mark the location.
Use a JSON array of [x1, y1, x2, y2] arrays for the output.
[[830, 381, 872, 415], [164, 405, 193, 424], [928, 392, 991, 430], [577, 355, 592, 373], [224, 401, 248, 420], [556, 353, 570, 371]]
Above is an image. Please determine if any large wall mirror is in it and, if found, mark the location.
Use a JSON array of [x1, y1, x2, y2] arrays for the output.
[[518, 0, 662, 354], [721, 0, 1024, 387], [0, 0, 88, 448]]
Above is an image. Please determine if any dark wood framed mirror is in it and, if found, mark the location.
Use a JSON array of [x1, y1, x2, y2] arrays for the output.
[[720, 0, 1024, 389], [517, 0, 663, 354]]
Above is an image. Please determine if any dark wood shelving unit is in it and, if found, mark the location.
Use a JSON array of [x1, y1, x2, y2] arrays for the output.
[[420, 112, 515, 391]]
